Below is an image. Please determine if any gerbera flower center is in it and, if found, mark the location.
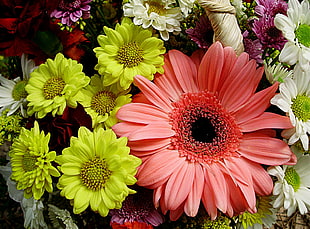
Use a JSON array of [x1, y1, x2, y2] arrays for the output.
[[117, 42, 144, 68], [147, 0, 166, 15], [284, 167, 300, 192], [23, 152, 38, 172], [43, 77, 66, 100], [169, 91, 242, 164], [295, 24, 310, 47], [59, 0, 81, 11], [91, 91, 116, 115], [291, 95, 310, 122], [80, 158, 112, 191], [12, 80, 28, 101]]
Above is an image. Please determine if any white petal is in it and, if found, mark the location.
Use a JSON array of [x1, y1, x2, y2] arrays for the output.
[[279, 42, 299, 65]]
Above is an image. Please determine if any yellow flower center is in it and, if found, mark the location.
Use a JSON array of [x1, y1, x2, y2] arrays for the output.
[[147, 0, 165, 15], [117, 42, 144, 68], [291, 94, 310, 122], [284, 167, 300, 192], [23, 152, 38, 172], [12, 80, 28, 101], [295, 24, 310, 47], [91, 91, 116, 115], [43, 77, 66, 100], [80, 158, 112, 191]]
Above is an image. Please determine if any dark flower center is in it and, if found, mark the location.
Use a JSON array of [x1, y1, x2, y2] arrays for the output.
[[266, 26, 282, 38], [170, 91, 242, 164], [191, 117, 216, 143]]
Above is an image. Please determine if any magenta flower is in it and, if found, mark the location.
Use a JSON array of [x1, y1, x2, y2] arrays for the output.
[[109, 187, 165, 226], [50, 0, 92, 26], [252, 15, 287, 50], [185, 14, 214, 49], [255, 0, 288, 17], [243, 31, 263, 64]]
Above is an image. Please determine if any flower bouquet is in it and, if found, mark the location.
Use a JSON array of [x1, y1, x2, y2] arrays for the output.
[[0, 0, 310, 228]]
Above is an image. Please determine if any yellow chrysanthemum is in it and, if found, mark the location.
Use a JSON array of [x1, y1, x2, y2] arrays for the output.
[[77, 74, 132, 129], [25, 53, 90, 119], [237, 195, 276, 229], [93, 17, 165, 90], [56, 127, 142, 216], [9, 121, 60, 200]]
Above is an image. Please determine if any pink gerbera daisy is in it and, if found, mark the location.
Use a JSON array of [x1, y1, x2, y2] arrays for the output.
[[113, 42, 296, 220]]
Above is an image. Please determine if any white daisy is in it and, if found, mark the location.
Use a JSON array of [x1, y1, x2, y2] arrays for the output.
[[0, 54, 36, 117], [274, 0, 310, 71], [268, 151, 310, 216], [123, 0, 183, 41], [270, 69, 310, 150], [264, 59, 293, 84], [177, 0, 195, 17]]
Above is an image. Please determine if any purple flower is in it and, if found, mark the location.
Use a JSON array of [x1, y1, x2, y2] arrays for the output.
[[252, 15, 287, 50], [50, 0, 92, 26], [255, 0, 288, 17], [185, 14, 214, 49], [109, 187, 165, 227], [243, 31, 263, 64]]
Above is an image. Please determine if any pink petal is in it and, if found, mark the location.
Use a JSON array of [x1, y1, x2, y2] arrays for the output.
[[168, 50, 198, 93], [239, 112, 293, 132], [129, 138, 171, 151], [190, 49, 206, 70], [112, 122, 146, 138], [116, 103, 169, 124], [217, 51, 249, 94], [197, 42, 224, 92], [245, 159, 273, 196], [132, 92, 152, 104], [127, 121, 175, 141], [224, 173, 248, 215], [164, 161, 195, 210], [224, 157, 256, 212], [204, 163, 228, 213], [202, 175, 218, 220], [131, 147, 167, 159], [233, 83, 279, 124], [220, 62, 263, 112], [184, 165, 204, 217], [154, 72, 183, 102], [137, 150, 184, 189], [169, 203, 185, 221], [134, 75, 173, 111], [153, 185, 165, 209], [238, 133, 294, 165]]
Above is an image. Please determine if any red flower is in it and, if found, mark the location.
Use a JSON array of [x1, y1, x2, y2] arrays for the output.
[[111, 222, 153, 229], [26, 104, 92, 154], [0, 0, 60, 57]]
